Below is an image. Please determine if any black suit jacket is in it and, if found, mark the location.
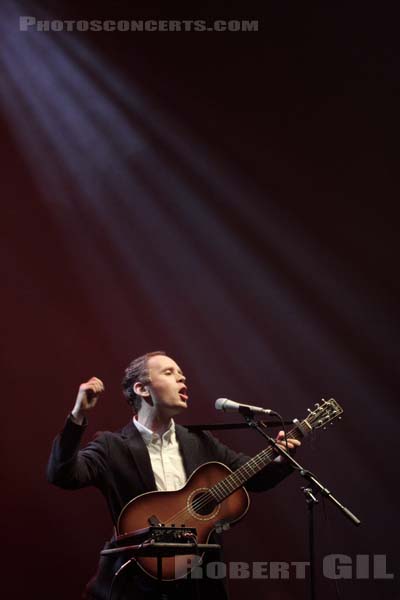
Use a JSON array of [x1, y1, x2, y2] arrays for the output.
[[47, 416, 293, 598]]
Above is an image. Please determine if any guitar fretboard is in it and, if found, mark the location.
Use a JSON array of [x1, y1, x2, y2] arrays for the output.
[[209, 420, 309, 502]]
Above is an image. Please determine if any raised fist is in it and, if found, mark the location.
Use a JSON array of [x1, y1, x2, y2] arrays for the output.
[[71, 377, 105, 423]]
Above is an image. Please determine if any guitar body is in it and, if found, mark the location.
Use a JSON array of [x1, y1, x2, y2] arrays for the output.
[[117, 461, 250, 580]]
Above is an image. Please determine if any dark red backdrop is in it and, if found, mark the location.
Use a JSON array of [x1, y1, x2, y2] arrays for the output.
[[1, 2, 398, 599]]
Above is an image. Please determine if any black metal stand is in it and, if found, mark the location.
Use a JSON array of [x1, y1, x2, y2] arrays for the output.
[[102, 539, 221, 600], [302, 485, 319, 600], [184, 420, 293, 432], [240, 408, 360, 600]]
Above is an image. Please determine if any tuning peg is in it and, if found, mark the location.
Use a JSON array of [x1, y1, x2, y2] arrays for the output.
[[307, 408, 312, 412], [314, 403, 320, 408]]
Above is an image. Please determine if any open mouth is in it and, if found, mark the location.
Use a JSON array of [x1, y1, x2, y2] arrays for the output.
[[178, 386, 189, 401]]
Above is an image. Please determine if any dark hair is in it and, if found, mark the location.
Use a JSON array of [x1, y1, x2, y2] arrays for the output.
[[122, 351, 166, 414]]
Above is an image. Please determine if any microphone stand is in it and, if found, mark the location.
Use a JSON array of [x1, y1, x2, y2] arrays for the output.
[[185, 420, 293, 432], [239, 407, 360, 600]]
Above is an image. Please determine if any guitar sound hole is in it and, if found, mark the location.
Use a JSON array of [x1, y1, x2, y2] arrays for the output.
[[191, 492, 217, 516]]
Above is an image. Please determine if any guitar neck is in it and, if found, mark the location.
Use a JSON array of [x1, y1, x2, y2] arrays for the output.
[[209, 419, 310, 503]]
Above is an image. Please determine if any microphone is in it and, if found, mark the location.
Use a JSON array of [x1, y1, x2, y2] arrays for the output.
[[215, 398, 275, 416]]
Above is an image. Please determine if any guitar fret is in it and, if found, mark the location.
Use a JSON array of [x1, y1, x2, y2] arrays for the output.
[[210, 427, 299, 501], [217, 480, 230, 497], [209, 487, 221, 502]]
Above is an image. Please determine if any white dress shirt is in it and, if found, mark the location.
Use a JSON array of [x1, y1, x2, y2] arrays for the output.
[[133, 418, 187, 491]]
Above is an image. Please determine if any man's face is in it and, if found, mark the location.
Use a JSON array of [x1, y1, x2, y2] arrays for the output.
[[145, 354, 189, 415]]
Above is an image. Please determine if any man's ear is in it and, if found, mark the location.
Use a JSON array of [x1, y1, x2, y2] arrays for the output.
[[133, 381, 150, 397]]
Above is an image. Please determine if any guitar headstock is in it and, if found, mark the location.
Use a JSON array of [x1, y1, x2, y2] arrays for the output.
[[304, 398, 343, 430]]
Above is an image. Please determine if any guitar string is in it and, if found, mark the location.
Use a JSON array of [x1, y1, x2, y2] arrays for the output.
[[162, 427, 305, 526], [161, 414, 328, 526], [162, 451, 274, 526], [146, 409, 336, 527], [162, 445, 279, 526], [163, 423, 307, 525]]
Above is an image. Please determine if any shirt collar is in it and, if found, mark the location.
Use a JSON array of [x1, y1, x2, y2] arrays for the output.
[[133, 416, 176, 445]]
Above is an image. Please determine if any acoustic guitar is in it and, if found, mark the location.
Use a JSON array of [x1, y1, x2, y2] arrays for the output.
[[117, 398, 342, 580]]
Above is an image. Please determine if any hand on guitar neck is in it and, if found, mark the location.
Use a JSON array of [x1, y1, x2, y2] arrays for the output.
[[274, 429, 301, 460]]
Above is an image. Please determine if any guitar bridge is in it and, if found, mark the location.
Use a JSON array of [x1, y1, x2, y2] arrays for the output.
[[149, 526, 198, 544]]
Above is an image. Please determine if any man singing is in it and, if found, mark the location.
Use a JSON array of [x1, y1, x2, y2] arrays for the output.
[[47, 351, 300, 599]]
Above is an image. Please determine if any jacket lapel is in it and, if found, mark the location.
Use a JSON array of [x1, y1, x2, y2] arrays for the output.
[[120, 421, 203, 490], [175, 424, 203, 478], [121, 421, 157, 492]]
